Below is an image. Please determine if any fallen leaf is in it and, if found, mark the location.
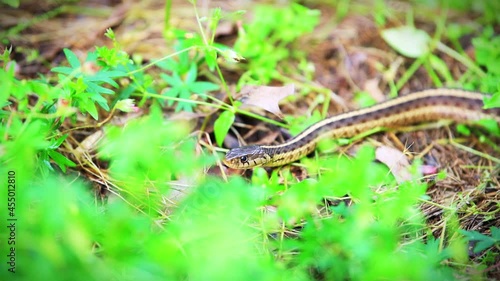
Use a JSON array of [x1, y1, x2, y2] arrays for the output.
[[375, 146, 412, 183], [363, 78, 385, 102], [381, 26, 431, 58], [214, 20, 235, 37], [75, 130, 104, 156], [163, 178, 197, 213], [239, 84, 296, 118]]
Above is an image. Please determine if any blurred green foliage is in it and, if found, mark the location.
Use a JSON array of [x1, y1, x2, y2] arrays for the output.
[[0, 144, 472, 281], [234, 3, 320, 86]]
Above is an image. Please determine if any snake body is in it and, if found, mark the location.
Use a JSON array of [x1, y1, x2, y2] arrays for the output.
[[223, 89, 500, 169]]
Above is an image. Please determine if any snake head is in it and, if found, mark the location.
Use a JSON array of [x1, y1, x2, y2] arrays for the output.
[[223, 145, 271, 169]]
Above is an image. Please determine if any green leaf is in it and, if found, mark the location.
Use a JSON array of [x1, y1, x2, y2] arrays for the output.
[[484, 92, 500, 108], [88, 71, 124, 87], [214, 111, 235, 146], [157, 58, 182, 73], [51, 66, 74, 75], [88, 91, 110, 111], [354, 91, 377, 108], [473, 35, 500, 75], [161, 73, 183, 87], [0, 68, 14, 108], [381, 26, 431, 58], [460, 228, 498, 253], [63, 48, 81, 69], [209, 8, 222, 31], [85, 51, 98, 63], [50, 134, 69, 149], [446, 23, 474, 41], [47, 149, 76, 173], [473, 239, 495, 253], [80, 98, 99, 120], [189, 81, 220, 96], [186, 63, 198, 84], [456, 124, 471, 136], [476, 119, 500, 136], [86, 82, 114, 95], [178, 87, 191, 99], [492, 227, 500, 239], [164, 88, 179, 106], [462, 229, 488, 240], [233, 4, 319, 85], [178, 88, 194, 112], [2, 0, 20, 8], [205, 49, 218, 71]]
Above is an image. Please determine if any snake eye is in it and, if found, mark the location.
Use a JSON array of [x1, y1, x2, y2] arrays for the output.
[[239, 156, 248, 163]]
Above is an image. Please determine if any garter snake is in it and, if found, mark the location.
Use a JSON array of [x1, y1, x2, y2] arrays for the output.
[[223, 89, 500, 169]]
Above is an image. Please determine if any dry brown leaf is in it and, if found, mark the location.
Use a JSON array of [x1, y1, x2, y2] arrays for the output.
[[375, 146, 412, 183], [164, 179, 197, 210], [214, 20, 235, 37], [239, 84, 296, 118], [363, 78, 385, 102], [75, 130, 104, 156]]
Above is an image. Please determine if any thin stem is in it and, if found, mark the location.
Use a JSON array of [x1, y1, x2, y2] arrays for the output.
[[447, 139, 500, 164], [192, 2, 209, 47], [396, 56, 424, 90], [163, 0, 172, 39], [127, 46, 198, 75], [215, 63, 233, 103], [53, 108, 117, 137], [436, 42, 486, 78], [142, 92, 223, 109], [142, 92, 288, 128], [423, 57, 443, 87]]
